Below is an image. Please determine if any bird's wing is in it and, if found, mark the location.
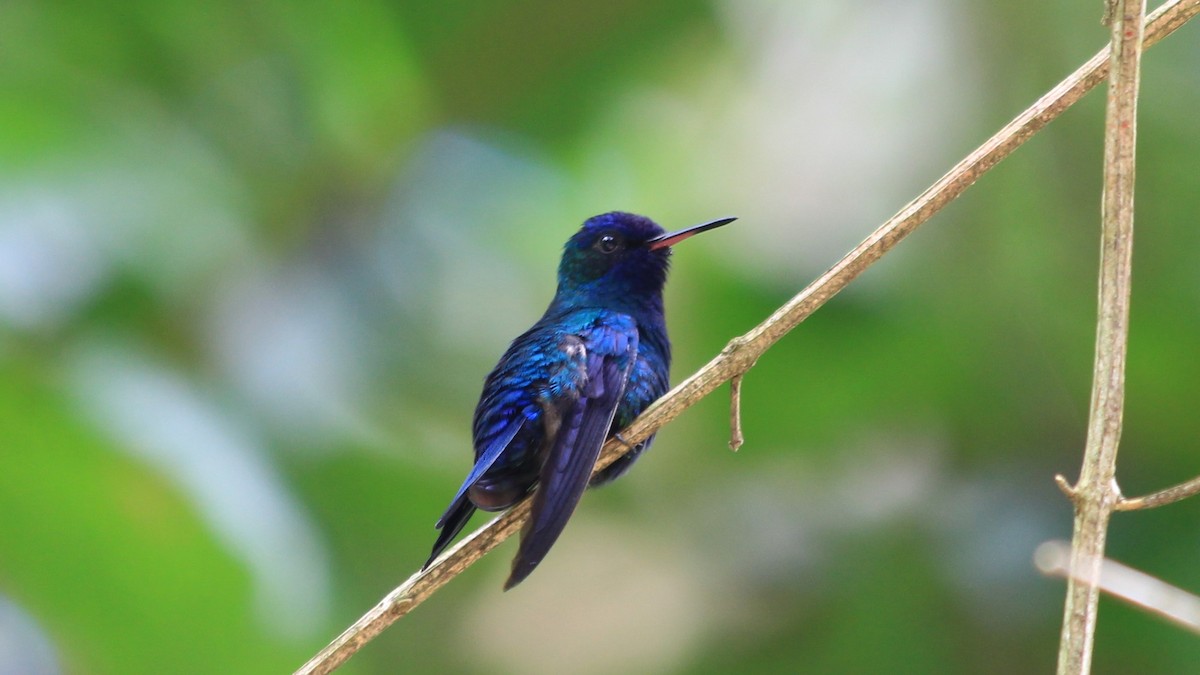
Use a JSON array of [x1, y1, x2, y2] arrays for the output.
[[505, 321, 638, 589], [424, 417, 526, 569], [436, 418, 525, 529]]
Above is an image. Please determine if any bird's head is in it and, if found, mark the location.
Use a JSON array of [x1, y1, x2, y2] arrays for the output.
[[554, 212, 735, 309]]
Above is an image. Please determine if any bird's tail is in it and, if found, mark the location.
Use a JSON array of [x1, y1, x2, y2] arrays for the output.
[[424, 419, 526, 569], [424, 496, 476, 570]]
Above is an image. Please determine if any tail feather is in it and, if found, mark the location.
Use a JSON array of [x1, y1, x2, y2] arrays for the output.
[[425, 418, 525, 570], [424, 496, 476, 569]]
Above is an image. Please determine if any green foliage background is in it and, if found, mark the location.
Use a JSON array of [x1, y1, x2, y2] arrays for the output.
[[1, 1, 1198, 673]]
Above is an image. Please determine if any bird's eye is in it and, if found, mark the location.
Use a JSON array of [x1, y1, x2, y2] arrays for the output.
[[595, 234, 621, 254]]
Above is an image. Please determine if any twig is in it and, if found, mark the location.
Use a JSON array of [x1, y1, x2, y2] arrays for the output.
[[295, 3, 1200, 673], [1037, 541, 1200, 635], [1055, 473, 1080, 502], [729, 374, 746, 451], [1055, 0, 1147, 673], [1116, 474, 1200, 511]]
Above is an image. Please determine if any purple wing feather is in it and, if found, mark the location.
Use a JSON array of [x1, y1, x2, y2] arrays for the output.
[[504, 327, 638, 589]]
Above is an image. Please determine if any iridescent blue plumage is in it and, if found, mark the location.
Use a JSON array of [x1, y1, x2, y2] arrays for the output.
[[425, 211, 735, 589]]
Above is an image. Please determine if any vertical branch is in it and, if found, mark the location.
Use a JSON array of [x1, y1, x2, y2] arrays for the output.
[[1055, 1, 1146, 673]]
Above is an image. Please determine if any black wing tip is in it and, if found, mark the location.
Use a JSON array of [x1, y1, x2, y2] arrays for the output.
[[425, 496, 477, 571], [423, 539, 447, 571], [422, 540, 446, 570]]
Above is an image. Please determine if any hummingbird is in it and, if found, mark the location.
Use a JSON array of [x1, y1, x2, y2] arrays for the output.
[[424, 211, 735, 589]]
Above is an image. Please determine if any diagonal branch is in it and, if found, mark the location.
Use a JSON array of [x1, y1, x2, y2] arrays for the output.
[[1037, 541, 1200, 636], [295, 2, 1200, 673]]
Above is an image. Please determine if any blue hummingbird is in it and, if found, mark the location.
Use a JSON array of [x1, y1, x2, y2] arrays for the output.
[[424, 211, 735, 589]]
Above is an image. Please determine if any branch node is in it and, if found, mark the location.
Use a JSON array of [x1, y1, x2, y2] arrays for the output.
[[1114, 497, 1137, 512], [722, 335, 749, 355], [1114, 473, 1200, 511]]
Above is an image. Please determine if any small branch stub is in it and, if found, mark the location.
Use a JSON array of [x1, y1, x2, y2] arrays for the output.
[[1055, 474, 1080, 502], [729, 374, 745, 451]]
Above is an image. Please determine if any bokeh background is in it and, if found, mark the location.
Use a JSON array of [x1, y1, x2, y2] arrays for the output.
[[2, 1, 1199, 673]]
